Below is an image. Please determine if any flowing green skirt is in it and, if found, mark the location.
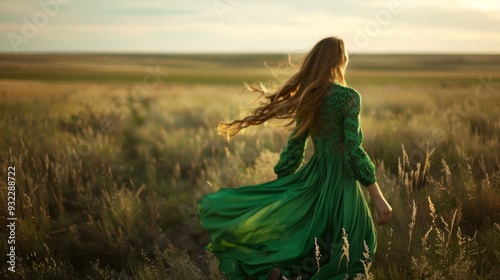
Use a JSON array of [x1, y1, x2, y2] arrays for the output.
[[197, 151, 377, 280]]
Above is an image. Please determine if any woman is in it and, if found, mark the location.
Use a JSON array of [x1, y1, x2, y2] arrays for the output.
[[197, 37, 392, 280]]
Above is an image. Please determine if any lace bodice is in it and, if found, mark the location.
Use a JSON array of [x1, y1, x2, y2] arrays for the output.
[[273, 83, 377, 187]]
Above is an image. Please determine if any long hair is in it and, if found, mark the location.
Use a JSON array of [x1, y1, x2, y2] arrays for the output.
[[218, 36, 348, 140]]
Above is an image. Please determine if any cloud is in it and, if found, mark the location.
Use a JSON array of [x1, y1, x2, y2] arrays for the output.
[[0, 0, 498, 53]]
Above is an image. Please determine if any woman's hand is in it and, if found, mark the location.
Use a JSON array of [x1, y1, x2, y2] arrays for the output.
[[372, 196, 392, 225], [366, 182, 392, 225]]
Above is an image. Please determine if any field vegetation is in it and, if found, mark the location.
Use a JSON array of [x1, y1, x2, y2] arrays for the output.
[[0, 54, 499, 279]]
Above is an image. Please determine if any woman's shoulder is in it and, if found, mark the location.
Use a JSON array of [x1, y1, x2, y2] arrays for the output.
[[321, 83, 361, 114], [327, 83, 361, 101]]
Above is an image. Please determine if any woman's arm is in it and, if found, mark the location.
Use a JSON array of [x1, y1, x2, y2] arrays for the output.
[[343, 89, 377, 187], [344, 89, 392, 225], [273, 117, 309, 179], [366, 182, 392, 225]]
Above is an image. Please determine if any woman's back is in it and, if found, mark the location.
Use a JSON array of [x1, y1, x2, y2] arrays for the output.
[[311, 82, 359, 154], [302, 82, 377, 188]]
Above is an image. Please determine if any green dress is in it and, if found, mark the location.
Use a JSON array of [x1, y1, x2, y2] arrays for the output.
[[197, 83, 377, 280]]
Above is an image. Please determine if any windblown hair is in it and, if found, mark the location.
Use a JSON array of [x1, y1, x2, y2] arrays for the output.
[[218, 36, 348, 140]]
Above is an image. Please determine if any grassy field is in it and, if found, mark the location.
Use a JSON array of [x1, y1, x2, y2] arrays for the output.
[[0, 54, 499, 279]]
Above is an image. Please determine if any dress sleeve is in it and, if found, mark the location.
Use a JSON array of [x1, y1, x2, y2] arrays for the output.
[[344, 89, 377, 187], [273, 117, 309, 179]]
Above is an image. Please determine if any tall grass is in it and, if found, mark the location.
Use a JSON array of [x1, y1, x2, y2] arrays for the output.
[[0, 77, 499, 279]]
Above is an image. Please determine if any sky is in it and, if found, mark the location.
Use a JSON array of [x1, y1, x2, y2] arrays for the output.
[[0, 0, 499, 54]]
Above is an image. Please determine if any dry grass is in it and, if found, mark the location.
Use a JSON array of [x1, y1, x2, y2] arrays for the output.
[[0, 54, 499, 279]]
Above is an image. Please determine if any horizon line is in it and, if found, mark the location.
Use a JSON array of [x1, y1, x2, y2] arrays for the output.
[[1, 51, 500, 56]]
